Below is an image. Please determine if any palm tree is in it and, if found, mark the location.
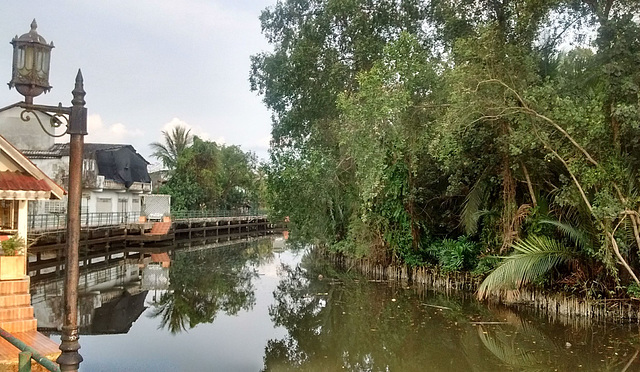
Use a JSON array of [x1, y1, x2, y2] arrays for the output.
[[150, 125, 193, 169]]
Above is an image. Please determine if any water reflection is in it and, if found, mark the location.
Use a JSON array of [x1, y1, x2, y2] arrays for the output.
[[29, 236, 640, 371], [263, 248, 640, 372], [31, 260, 147, 335], [148, 239, 274, 334], [30, 236, 274, 336]]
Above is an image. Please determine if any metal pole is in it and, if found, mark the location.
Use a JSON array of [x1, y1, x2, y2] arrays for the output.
[[56, 70, 86, 372]]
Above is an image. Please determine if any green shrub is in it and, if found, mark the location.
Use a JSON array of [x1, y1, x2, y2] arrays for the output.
[[429, 236, 478, 272], [628, 283, 640, 298], [1, 235, 25, 256], [472, 256, 500, 276]]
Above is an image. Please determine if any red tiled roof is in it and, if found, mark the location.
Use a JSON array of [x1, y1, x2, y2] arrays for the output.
[[0, 171, 52, 192]]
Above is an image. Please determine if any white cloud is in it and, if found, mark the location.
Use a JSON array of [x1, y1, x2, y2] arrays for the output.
[[82, 114, 145, 144], [160, 117, 225, 145]]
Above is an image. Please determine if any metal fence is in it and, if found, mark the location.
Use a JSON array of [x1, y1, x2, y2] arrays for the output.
[[171, 209, 268, 220], [27, 209, 269, 232], [28, 212, 141, 232]]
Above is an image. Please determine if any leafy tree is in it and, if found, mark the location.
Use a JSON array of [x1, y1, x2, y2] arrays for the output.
[[160, 137, 261, 211], [338, 32, 444, 260], [251, 0, 429, 247], [218, 145, 259, 209], [253, 0, 640, 296]]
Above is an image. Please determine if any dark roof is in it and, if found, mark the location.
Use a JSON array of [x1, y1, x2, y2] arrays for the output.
[[95, 146, 151, 186], [21, 143, 151, 187], [20, 149, 62, 159], [49, 143, 148, 163], [0, 170, 52, 192]]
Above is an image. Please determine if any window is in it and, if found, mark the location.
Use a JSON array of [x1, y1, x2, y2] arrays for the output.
[[0, 200, 18, 230], [96, 198, 112, 213], [81, 197, 89, 215], [44, 200, 66, 214], [118, 198, 128, 213], [132, 198, 140, 213]]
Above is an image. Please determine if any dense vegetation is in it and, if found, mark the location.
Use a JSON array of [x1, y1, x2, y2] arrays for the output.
[[250, 0, 640, 298], [151, 126, 265, 211]]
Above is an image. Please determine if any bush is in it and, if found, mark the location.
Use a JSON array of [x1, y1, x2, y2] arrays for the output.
[[1, 235, 25, 256], [472, 256, 501, 276], [628, 283, 640, 298], [428, 236, 478, 272]]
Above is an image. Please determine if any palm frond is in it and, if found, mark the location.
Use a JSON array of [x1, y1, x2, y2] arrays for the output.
[[461, 178, 487, 235], [149, 125, 193, 169], [476, 327, 540, 368], [477, 235, 577, 300], [537, 219, 590, 249]]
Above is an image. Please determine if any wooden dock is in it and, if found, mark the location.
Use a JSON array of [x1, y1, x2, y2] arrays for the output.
[[0, 278, 59, 370], [126, 221, 175, 244], [25, 215, 280, 282], [0, 331, 59, 371]]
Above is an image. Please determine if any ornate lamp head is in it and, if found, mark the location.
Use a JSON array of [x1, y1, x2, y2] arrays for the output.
[[8, 19, 54, 103]]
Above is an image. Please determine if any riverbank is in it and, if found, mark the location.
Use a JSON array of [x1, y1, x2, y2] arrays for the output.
[[325, 249, 640, 323]]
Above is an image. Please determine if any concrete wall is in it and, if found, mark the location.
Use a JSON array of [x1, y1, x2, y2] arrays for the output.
[[0, 107, 55, 151], [31, 157, 69, 187]]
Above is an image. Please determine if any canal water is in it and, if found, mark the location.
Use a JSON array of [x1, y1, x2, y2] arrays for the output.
[[30, 235, 640, 371]]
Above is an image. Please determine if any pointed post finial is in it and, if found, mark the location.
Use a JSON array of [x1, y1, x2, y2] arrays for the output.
[[30, 19, 37, 32], [71, 69, 86, 107], [68, 69, 87, 135]]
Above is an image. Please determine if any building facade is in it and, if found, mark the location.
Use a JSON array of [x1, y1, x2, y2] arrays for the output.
[[0, 105, 153, 227]]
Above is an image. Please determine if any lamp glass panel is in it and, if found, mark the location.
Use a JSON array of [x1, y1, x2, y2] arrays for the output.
[[24, 46, 34, 73], [15, 48, 25, 70], [35, 48, 43, 72], [43, 52, 50, 73]]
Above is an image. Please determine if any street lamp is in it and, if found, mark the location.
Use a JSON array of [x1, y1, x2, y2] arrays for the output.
[[8, 20, 85, 372], [8, 19, 53, 104]]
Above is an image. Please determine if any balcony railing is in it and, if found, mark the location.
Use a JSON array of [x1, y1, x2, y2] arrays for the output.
[[28, 212, 141, 232], [27, 209, 269, 232], [171, 209, 268, 220], [102, 179, 125, 190]]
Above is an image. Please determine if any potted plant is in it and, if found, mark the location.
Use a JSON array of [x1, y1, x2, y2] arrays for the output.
[[0, 235, 25, 280]]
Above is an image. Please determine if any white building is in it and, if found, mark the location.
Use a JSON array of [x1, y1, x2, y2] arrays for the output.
[[0, 105, 152, 226]]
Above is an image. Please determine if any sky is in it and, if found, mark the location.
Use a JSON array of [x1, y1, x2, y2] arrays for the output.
[[0, 0, 276, 168]]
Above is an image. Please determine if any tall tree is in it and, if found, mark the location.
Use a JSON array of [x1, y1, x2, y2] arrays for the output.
[[251, 0, 429, 246], [253, 0, 640, 295]]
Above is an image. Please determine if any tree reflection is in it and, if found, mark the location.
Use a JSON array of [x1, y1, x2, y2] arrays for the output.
[[262, 249, 482, 371], [262, 249, 640, 371], [149, 239, 274, 334], [464, 308, 640, 372]]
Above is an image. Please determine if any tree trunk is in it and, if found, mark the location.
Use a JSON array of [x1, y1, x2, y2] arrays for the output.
[[501, 155, 517, 253]]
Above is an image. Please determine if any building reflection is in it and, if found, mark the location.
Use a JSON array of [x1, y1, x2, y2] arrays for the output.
[[30, 255, 151, 335], [29, 235, 277, 336]]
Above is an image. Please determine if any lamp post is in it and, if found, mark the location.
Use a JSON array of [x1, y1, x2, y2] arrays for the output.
[[8, 20, 85, 372]]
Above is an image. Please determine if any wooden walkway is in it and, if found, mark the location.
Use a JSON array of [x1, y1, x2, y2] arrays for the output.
[[0, 330, 59, 371]]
